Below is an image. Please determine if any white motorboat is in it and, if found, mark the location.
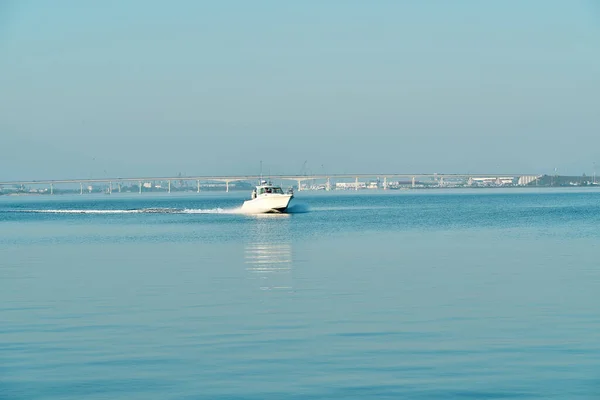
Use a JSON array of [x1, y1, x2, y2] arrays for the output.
[[241, 181, 294, 213]]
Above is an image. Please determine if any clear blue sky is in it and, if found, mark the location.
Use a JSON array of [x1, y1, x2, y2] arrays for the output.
[[1, 0, 599, 180]]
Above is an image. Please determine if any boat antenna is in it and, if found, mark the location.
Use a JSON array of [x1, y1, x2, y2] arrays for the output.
[[260, 160, 262, 184]]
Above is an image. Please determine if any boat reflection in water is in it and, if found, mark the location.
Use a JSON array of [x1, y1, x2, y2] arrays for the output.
[[244, 214, 293, 291]]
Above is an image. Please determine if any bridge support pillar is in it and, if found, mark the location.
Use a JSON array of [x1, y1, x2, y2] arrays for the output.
[[355, 177, 359, 191], [226, 181, 230, 192], [412, 176, 415, 188], [109, 181, 112, 194], [118, 183, 121, 193], [383, 177, 388, 190], [168, 180, 171, 193], [297, 179, 302, 191], [197, 180, 200, 193], [50, 183, 53, 195], [139, 181, 142, 194], [326, 177, 331, 191], [80, 183, 83, 195]]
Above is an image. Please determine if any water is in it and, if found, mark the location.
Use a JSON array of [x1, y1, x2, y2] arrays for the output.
[[1, 189, 599, 399]]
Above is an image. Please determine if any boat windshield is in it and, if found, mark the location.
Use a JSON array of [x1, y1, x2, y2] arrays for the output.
[[259, 186, 284, 195]]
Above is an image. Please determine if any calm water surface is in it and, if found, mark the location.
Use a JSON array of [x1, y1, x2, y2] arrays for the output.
[[1, 189, 599, 399]]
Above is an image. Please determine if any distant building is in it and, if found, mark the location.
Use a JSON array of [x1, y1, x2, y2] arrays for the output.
[[468, 177, 515, 186], [335, 182, 366, 190], [518, 176, 539, 186]]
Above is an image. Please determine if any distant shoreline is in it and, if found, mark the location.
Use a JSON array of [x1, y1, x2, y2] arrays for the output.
[[2, 184, 599, 197]]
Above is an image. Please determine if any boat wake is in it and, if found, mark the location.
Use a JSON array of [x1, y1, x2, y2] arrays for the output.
[[15, 207, 241, 215], [13, 204, 310, 215]]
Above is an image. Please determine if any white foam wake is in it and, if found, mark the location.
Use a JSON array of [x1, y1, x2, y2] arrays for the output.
[[19, 207, 241, 215], [181, 208, 241, 214], [15, 204, 309, 215]]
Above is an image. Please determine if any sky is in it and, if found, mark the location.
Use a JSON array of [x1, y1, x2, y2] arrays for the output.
[[1, 0, 599, 180]]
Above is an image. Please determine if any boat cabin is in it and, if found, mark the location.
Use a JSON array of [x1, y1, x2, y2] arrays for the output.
[[251, 181, 293, 199], [257, 185, 284, 195]]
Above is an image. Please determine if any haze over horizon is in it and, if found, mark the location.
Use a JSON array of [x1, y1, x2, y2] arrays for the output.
[[1, 1, 599, 181]]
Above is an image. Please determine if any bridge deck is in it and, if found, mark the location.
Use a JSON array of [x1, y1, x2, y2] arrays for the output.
[[0, 173, 539, 186]]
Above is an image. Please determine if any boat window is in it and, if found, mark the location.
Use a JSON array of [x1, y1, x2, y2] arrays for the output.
[[258, 186, 283, 194]]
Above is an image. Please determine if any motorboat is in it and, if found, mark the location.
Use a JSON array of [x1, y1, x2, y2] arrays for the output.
[[241, 181, 294, 213]]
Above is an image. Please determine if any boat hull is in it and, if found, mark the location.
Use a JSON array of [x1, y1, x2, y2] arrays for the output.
[[241, 194, 293, 214]]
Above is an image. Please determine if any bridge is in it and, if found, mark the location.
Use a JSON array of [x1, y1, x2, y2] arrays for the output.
[[0, 173, 541, 194]]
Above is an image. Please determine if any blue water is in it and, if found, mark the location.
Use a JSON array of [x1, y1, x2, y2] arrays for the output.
[[1, 189, 600, 399]]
